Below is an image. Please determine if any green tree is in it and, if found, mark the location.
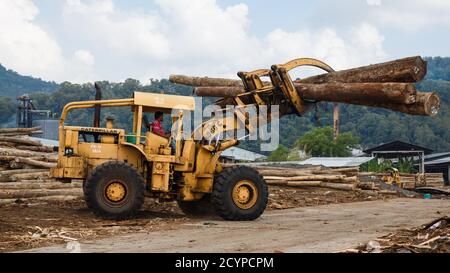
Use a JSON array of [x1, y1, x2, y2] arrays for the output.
[[295, 126, 359, 157], [0, 96, 15, 125], [267, 145, 289, 161]]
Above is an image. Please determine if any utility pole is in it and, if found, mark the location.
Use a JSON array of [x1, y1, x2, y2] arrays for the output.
[[333, 103, 340, 139]]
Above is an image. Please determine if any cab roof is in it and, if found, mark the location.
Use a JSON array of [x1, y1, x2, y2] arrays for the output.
[[133, 91, 195, 113]]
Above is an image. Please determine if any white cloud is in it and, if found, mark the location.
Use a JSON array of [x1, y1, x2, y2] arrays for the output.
[[367, 0, 450, 32], [0, 0, 97, 82], [0, 0, 64, 79], [60, 0, 388, 82], [0, 0, 389, 83]]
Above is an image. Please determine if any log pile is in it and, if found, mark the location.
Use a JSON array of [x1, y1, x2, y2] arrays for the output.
[[223, 164, 408, 196], [0, 128, 82, 205], [170, 56, 440, 117], [358, 172, 445, 189]]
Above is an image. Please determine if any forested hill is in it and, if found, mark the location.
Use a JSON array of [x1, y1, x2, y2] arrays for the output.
[[0, 64, 58, 97], [0, 57, 449, 153]]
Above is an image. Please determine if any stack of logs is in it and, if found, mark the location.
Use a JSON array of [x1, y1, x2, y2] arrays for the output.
[[231, 165, 400, 195], [359, 172, 445, 189], [0, 127, 81, 205], [170, 56, 440, 117]]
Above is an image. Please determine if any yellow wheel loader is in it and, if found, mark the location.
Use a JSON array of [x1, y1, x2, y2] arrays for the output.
[[50, 58, 341, 221]]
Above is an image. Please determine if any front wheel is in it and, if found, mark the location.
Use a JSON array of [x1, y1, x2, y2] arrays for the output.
[[212, 166, 268, 221]]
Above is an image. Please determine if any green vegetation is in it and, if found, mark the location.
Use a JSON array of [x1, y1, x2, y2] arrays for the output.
[[0, 97, 15, 124], [294, 126, 359, 157], [0, 64, 57, 97], [360, 157, 415, 174], [267, 145, 289, 162], [0, 57, 450, 154]]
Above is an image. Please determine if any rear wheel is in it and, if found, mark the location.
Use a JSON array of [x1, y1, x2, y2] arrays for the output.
[[84, 161, 145, 220], [212, 166, 268, 221]]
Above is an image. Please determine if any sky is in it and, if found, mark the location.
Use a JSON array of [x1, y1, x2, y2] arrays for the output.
[[0, 0, 449, 83]]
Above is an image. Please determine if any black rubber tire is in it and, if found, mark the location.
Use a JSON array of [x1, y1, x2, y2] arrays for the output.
[[84, 161, 145, 220], [177, 195, 215, 217], [212, 166, 268, 221]]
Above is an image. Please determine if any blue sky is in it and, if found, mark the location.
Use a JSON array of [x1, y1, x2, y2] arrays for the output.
[[1, 0, 449, 83]]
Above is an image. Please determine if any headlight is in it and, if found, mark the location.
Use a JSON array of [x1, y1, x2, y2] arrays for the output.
[[64, 148, 74, 156]]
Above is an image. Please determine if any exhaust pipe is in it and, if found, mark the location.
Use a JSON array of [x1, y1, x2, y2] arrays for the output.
[[94, 82, 102, 128]]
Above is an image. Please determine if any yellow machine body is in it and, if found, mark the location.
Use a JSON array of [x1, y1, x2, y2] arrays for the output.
[[51, 91, 221, 201]]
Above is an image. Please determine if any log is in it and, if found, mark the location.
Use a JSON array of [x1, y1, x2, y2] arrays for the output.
[[0, 131, 43, 137], [0, 156, 16, 162], [170, 75, 243, 87], [195, 86, 243, 97], [0, 195, 82, 206], [0, 127, 41, 134], [171, 56, 427, 87], [16, 146, 54, 153], [257, 169, 315, 177], [0, 188, 83, 199], [0, 141, 17, 147], [300, 56, 427, 84], [14, 157, 56, 169], [0, 147, 56, 159], [0, 136, 41, 146], [297, 82, 418, 104], [351, 92, 440, 116], [264, 175, 349, 182], [319, 182, 356, 191], [0, 169, 48, 182], [196, 82, 418, 104], [9, 172, 51, 182], [266, 180, 322, 187], [286, 181, 323, 187], [0, 182, 82, 190], [267, 180, 356, 191]]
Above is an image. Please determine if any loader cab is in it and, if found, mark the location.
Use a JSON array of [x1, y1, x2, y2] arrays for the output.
[[128, 92, 196, 157]]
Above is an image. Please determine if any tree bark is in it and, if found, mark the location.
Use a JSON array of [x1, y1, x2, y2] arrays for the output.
[[0, 195, 82, 206], [257, 169, 315, 177], [14, 158, 56, 169], [0, 147, 56, 159], [296, 83, 418, 104], [9, 172, 51, 182], [0, 182, 82, 190], [0, 188, 83, 199], [170, 75, 243, 87], [0, 137, 41, 146], [299, 56, 427, 84], [196, 82, 418, 105], [0, 131, 43, 137], [0, 169, 48, 182], [16, 146, 54, 153], [350, 92, 440, 116], [0, 127, 41, 134], [264, 174, 349, 182]]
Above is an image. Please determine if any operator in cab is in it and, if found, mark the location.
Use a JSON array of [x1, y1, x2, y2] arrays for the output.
[[145, 111, 171, 139], [144, 111, 175, 154]]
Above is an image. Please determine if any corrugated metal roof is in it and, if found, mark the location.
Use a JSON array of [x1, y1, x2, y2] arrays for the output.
[[425, 152, 450, 161], [298, 157, 373, 167], [424, 156, 450, 165], [221, 147, 267, 162]]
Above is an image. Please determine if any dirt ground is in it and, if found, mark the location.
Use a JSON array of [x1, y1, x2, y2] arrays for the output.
[[0, 186, 401, 253], [20, 198, 450, 253]]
